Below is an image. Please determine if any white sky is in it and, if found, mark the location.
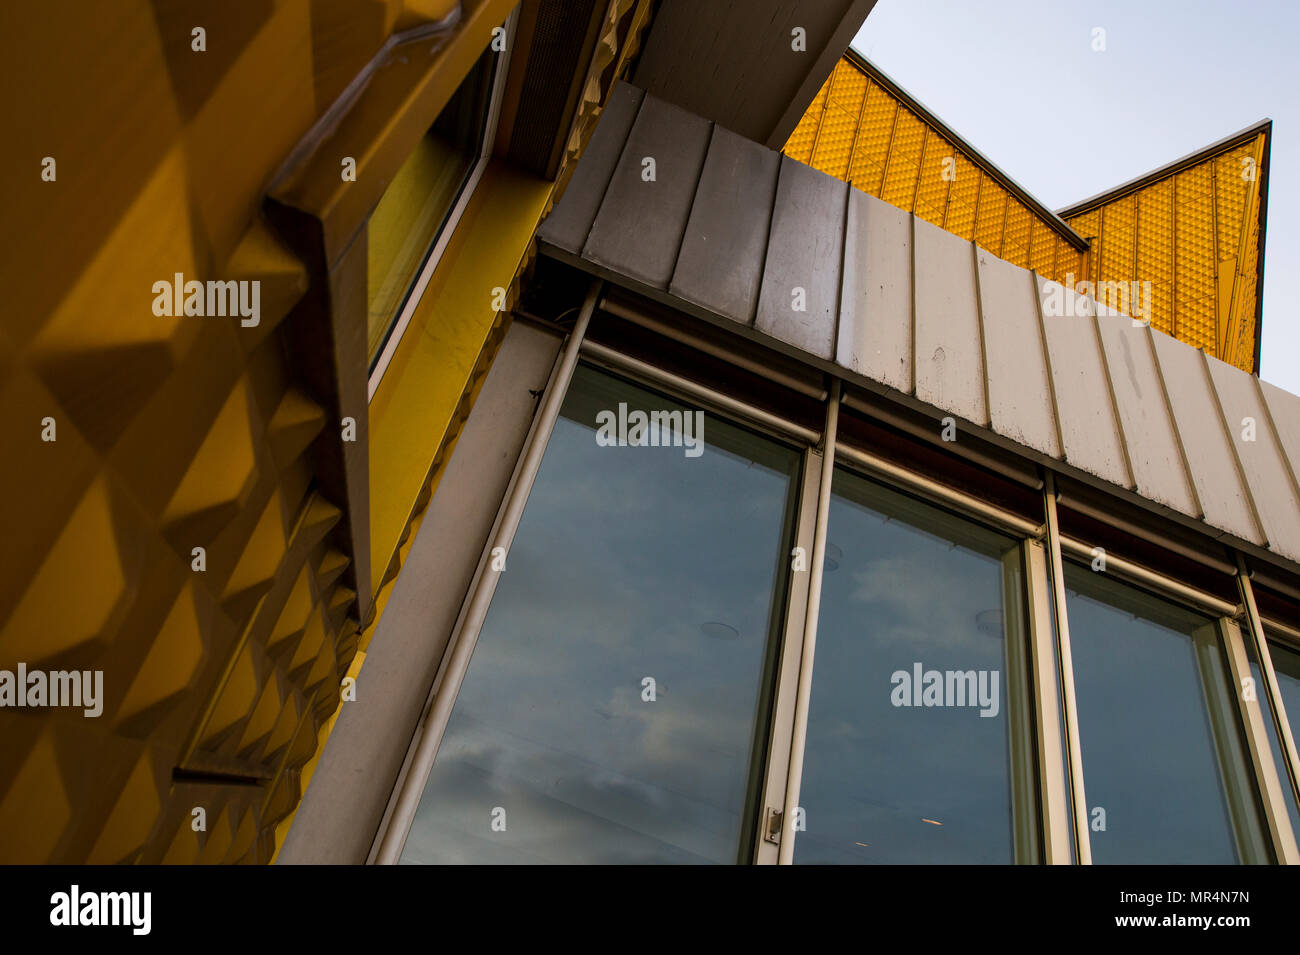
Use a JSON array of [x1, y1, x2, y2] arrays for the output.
[[852, 0, 1298, 394]]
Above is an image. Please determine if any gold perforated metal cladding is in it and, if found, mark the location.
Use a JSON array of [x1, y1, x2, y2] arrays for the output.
[[784, 55, 1266, 372], [1063, 133, 1265, 371], [786, 58, 1082, 277]]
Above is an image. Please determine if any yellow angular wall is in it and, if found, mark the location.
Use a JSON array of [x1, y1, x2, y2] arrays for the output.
[[0, 0, 453, 865], [0, 0, 655, 864]]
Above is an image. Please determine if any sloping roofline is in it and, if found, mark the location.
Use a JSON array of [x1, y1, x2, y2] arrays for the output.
[[1055, 119, 1272, 377], [843, 47, 1089, 250]]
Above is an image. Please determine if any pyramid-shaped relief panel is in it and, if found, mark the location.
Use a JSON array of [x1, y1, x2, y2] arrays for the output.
[[284, 694, 323, 772], [34, 342, 177, 454], [30, 146, 198, 367], [222, 222, 310, 355], [0, 477, 127, 668], [227, 806, 258, 863], [197, 805, 235, 865], [266, 387, 326, 474], [162, 379, 258, 536], [301, 630, 339, 700], [159, 811, 202, 865], [197, 640, 260, 750], [1, 371, 99, 635], [326, 586, 357, 636], [288, 609, 329, 682], [222, 488, 288, 626], [5, 2, 183, 354], [85, 748, 162, 864], [297, 494, 343, 552], [261, 688, 304, 764], [0, 730, 71, 863], [180, 3, 314, 270], [265, 563, 315, 659], [114, 582, 207, 733], [315, 548, 351, 593], [263, 769, 302, 832], [235, 669, 283, 761]]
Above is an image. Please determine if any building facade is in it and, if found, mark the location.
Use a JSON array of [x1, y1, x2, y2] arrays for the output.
[[3, 0, 1299, 865]]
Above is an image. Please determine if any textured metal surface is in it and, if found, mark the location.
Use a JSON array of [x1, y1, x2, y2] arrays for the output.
[[537, 81, 1300, 569]]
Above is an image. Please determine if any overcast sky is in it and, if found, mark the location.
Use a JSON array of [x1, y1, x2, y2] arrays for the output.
[[853, 0, 1297, 394]]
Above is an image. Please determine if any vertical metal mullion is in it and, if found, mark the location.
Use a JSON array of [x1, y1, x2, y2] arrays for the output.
[[1238, 556, 1300, 842], [1217, 616, 1299, 862], [776, 379, 841, 863], [1042, 471, 1093, 864], [1023, 538, 1073, 863], [371, 279, 602, 864], [753, 444, 826, 864]]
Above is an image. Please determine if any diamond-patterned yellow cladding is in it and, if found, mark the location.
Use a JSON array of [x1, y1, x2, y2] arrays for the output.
[[784, 53, 1266, 372]]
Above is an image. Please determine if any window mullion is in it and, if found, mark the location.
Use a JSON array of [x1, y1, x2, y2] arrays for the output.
[[1216, 616, 1299, 862], [1042, 472, 1094, 864], [776, 379, 842, 863], [1023, 538, 1074, 863]]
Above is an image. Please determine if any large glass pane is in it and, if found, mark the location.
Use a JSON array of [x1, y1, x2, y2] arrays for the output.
[[1065, 567, 1266, 863], [399, 364, 801, 863], [795, 469, 1036, 864], [366, 44, 497, 364], [1254, 636, 1300, 836]]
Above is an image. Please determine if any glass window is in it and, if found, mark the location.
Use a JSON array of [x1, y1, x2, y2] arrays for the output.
[[367, 42, 500, 366], [1253, 635, 1300, 837], [398, 364, 801, 863], [794, 469, 1037, 864], [1065, 567, 1268, 863]]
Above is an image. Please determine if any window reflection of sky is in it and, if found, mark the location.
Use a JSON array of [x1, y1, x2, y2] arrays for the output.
[[399, 365, 799, 864], [795, 471, 1017, 864], [1255, 639, 1300, 840], [1065, 569, 1239, 864]]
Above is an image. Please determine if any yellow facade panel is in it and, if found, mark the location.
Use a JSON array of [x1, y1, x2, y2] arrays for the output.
[[879, 108, 926, 207], [975, 180, 1008, 257]]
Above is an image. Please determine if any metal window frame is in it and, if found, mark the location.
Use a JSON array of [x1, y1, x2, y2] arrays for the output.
[[371, 278, 601, 863], [367, 5, 520, 400], [366, 288, 1300, 864], [1044, 476, 1300, 864]]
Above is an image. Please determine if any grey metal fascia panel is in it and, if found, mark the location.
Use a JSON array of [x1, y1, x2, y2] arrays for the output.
[[669, 123, 781, 326], [583, 92, 712, 288], [753, 155, 847, 360], [535, 82, 644, 254]]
